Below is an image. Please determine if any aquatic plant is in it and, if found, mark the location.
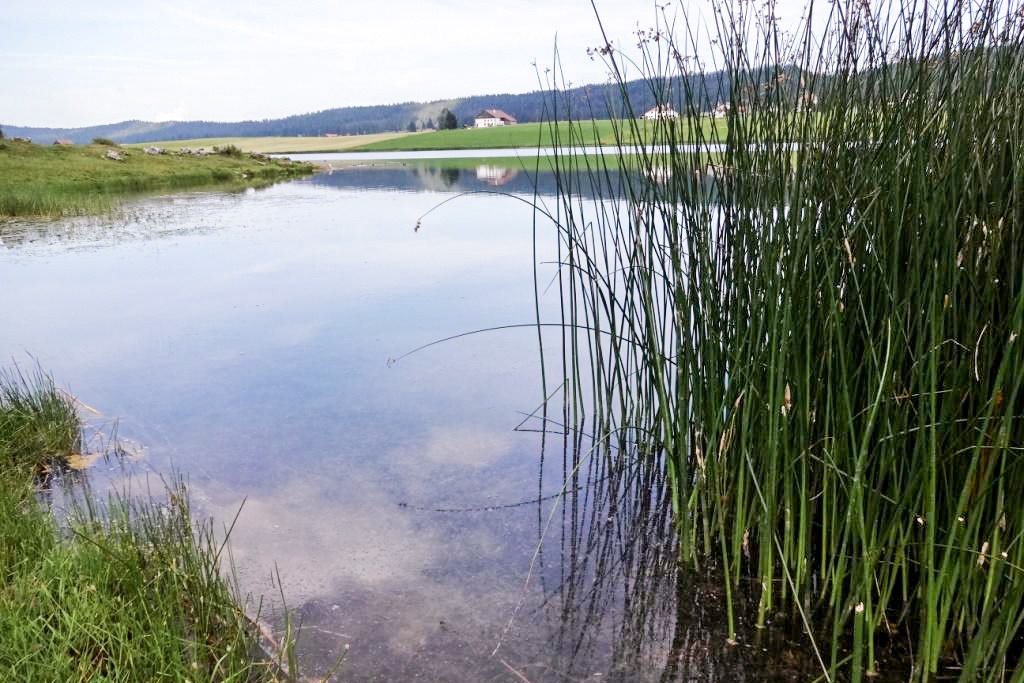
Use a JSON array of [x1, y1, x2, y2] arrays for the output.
[[538, 0, 1024, 679], [0, 364, 79, 475], [0, 367, 312, 681]]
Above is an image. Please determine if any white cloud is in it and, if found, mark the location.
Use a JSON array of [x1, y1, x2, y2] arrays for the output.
[[2, 0, 813, 127]]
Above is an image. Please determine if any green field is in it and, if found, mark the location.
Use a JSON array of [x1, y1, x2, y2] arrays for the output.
[[122, 120, 730, 156], [0, 139, 314, 217], [348, 118, 728, 152], [131, 132, 414, 154]]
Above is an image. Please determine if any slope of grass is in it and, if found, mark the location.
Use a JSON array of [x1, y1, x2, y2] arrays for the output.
[[349, 118, 728, 152], [131, 132, 413, 154], [0, 139, 315, 217], [0, 367, 301, 681]]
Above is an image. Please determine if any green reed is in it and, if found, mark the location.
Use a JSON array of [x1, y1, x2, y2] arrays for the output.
[[539, 0, 1023, 679]]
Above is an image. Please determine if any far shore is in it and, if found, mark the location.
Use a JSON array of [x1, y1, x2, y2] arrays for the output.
[[127, 131, 417, 155], [134, 118, 729, 156]]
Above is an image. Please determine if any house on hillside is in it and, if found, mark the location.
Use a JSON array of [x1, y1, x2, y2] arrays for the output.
[[711, 101, 751, 117], [796, 91, 819, 111], [474, 109, 517, 128], [642, 104, 679, 120], [711, 102, 731, 118]]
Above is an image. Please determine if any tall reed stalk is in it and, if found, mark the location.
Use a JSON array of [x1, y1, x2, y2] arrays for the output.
[[539, 0, 1023, 678]]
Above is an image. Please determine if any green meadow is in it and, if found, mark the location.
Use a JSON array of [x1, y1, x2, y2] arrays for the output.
[[0, 139, 314, 217], [348, 118, 728, 152]]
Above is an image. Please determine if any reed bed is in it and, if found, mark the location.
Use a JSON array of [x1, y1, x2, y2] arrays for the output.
[[538, 0, 1023, 679]]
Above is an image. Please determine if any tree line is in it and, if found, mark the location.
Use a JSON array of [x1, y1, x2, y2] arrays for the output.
[[0, 70, 758, 144]]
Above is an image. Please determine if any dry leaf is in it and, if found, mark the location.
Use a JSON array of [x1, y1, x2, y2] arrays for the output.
[[781, 383, 793, 416], [66, 453, 102, 470]]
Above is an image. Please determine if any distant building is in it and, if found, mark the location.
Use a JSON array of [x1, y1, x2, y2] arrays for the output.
[[474, 109, 517, 128], [642, 104, 679, 120], [53, 139, 74, 145], [796, 91, 819, 111], [711, 102, 731, 118], [712, 101, 750, 117]]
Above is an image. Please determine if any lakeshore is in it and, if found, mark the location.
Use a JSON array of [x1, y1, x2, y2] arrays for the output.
[[0, 368, 302, 681], [0, 139, 314, 217]]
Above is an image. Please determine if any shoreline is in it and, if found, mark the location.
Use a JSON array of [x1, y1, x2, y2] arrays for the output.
[[0, 139, 316, 218]]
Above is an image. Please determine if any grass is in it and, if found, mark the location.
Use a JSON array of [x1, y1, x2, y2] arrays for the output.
[[0, 366, 80, 477], [0, 139, 315, 217], [0, 366, 308, 681], [348, 118, 728, 152], [131, 133, 414, 154], [538, 0, 1024, 680]]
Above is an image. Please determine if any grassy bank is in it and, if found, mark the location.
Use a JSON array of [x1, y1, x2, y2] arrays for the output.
[[130, 132, 413, 154], [544, 0, 1023, 681], [0, 367, 297, 681], [348, 118, 727, 152], [0, 139, 315, 217]]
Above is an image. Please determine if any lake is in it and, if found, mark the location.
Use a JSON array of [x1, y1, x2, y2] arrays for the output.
[[0, 163, 779, 681]]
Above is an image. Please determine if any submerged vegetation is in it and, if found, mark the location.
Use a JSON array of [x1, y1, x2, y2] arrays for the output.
[[540, 0, 1023, 680], [0, 139, 314, 217], [0, 366, 303, 681]]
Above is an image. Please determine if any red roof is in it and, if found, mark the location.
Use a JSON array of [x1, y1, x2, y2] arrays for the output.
[[474, 109, 517, 123]]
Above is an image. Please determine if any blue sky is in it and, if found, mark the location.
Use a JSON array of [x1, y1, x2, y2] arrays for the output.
[[1, 0, 808, 128]]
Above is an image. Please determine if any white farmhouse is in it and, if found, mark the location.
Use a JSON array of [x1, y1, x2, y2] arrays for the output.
[[797, 91, 819, 111], [642, 104, 679, 120], [473, 109, 518, 128]]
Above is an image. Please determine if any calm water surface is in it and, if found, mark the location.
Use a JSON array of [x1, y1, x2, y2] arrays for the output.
[[1, 165, 777, 681]]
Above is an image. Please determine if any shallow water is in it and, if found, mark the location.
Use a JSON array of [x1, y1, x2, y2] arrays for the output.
[[1, 167, 782, 681]]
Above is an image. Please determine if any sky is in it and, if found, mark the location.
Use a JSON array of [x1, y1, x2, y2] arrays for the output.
[[1, 0, 808, 128]]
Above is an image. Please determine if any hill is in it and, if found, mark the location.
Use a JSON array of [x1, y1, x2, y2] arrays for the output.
[[0, 73, 738, 145]]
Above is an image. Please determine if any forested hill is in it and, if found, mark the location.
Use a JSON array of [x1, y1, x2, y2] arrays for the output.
[[2, 73, 740, 144]]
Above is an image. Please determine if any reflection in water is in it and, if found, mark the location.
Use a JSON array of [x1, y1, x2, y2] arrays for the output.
[[308, 162, 720, 205], [645, 163, 673, 183], [529, 430, 713, 682], [308, 162, 608, 198], [2, 165, 773, 681], [476, 165, 519, 187]]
